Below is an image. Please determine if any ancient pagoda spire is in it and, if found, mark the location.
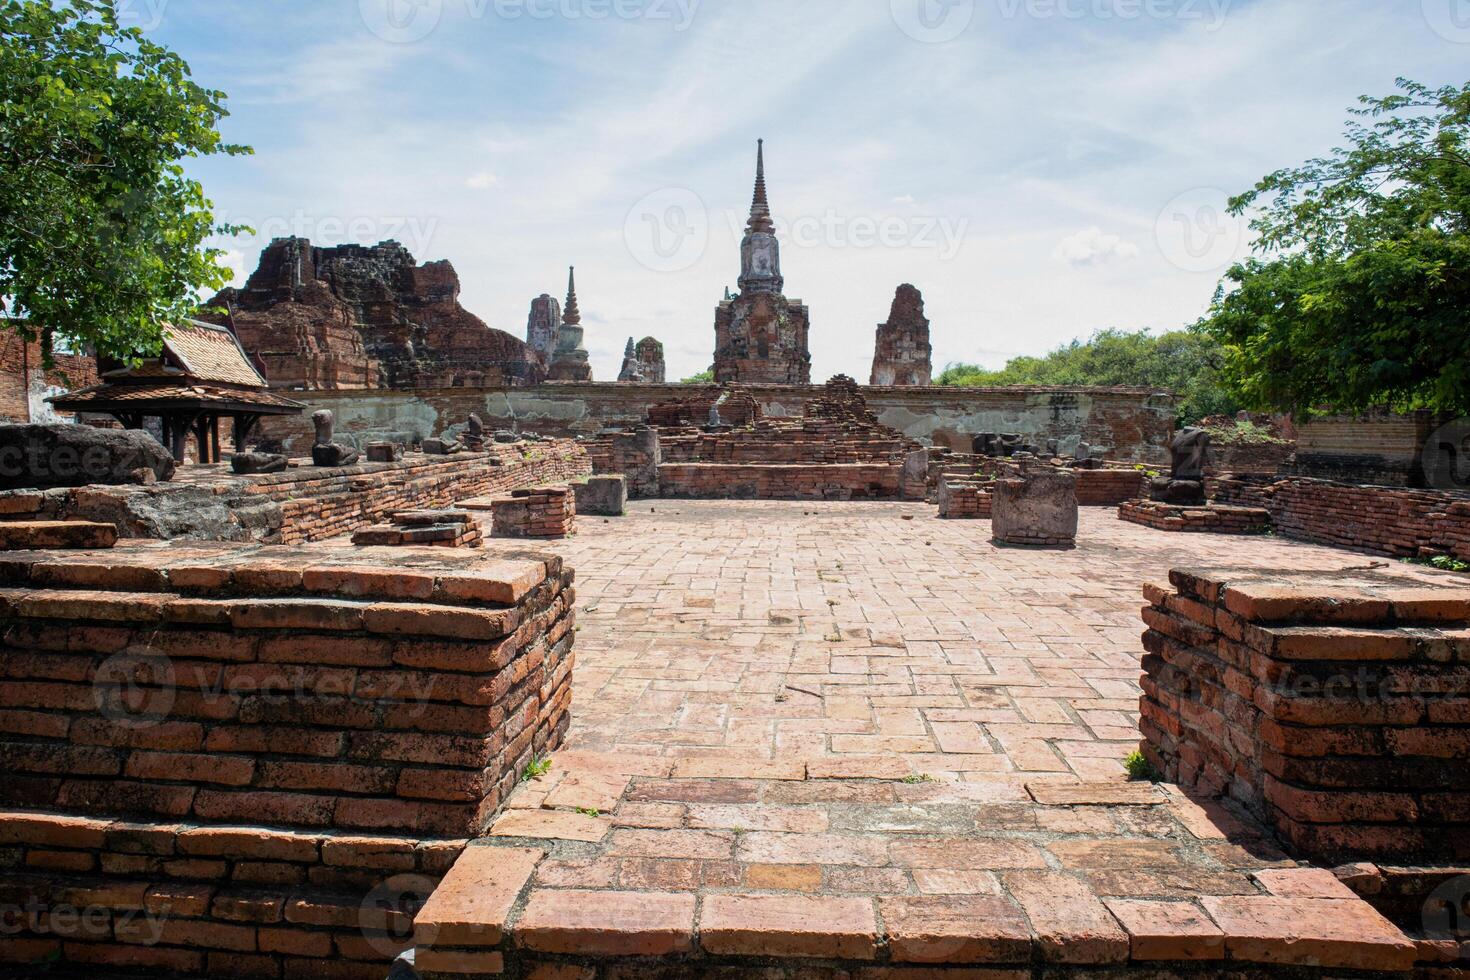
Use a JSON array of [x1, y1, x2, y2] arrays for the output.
[[747, 139, 774, 234], [563, 266, 581, 325]]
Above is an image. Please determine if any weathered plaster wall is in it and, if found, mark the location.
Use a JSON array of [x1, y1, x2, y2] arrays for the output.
[[256, 382, 1175, 463]]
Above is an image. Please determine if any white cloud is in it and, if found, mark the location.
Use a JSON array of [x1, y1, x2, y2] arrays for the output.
[[891, 194, 916, 206], [1052, 227, 1140, 267], [465, 171, 498, 190]]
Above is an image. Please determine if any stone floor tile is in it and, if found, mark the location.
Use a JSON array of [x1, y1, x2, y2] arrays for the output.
[[488, 810, 611, 844], [514, 889, 696, 956], [879, 895, 1032, 963], [1201, 895, 1416, 970], [699, 894, 878, 960], [1003, 870, 1129, 965], [1102, 898, 1225, 960], [414, 845, 542, 948]]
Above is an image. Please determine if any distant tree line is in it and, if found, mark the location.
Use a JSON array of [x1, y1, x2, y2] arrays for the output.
[[938, 329, 1239, 427]]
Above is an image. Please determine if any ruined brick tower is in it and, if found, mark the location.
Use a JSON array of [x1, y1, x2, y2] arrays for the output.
[[526, 293, 561, 365], [548, 266, 592, 382], [870, 283, 933, 386], [713, 141, 811, 385]]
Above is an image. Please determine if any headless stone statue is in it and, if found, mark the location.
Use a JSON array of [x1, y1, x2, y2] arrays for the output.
[[422, 434, 463, 456], [232, 452, 288, 475], [463, 414, 486, 451], [311, 410, 360, 467], [1150, 427, 1211, 505]]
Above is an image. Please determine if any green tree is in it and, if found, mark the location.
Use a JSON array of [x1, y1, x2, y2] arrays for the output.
[[681, 368, 715, 384], [0, 0, 250, 366], [936, 328, 1239, 425], [1199, 78, 1470, 416]]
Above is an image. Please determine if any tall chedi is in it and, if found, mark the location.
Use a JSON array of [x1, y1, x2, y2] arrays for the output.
[[548, 266, 592, 381], [713, 140, 812, 384]]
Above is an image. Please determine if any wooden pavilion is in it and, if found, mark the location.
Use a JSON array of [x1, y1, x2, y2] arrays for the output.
[[50, 319, 305, 464]]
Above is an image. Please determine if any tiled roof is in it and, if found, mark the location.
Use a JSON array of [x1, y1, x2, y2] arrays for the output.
[[52, 381, 305, 410], [162, 319, 267, 387]]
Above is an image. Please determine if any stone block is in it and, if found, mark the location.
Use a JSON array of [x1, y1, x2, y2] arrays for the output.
[[572, 475, 627, 516], [0, 424, 175, 490], [992, 467, 1078, 548]]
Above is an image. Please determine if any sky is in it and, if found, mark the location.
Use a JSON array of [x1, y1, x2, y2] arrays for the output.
[[134, 0, 1469, 382]]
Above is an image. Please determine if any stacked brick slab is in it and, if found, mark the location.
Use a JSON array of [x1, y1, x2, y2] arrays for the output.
[[351, 510, 484, 548], [490, 487, 576, 539], [936, 479, 992, 519], [0, 540, 575, 977], [1119, 500, 1271, 534], [1139, 565, 1470, 865]]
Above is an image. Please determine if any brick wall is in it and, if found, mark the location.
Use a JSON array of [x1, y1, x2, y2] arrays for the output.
[[1139, 566, 1470, 865], [490, 487, 576, 539], [1286, 412, 1449, 487], [1211, 475, 1470, 561], [1074, 468, 1148, 506], [0, 442, 591, 545], [0, 331, 99, 423], [0, 541, 575, 978], [584, 427, 659, 499], [252, 382, 1175, 464], [657, 463, 902, 501]]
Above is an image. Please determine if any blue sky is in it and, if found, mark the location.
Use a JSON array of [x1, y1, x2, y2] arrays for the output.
[[137, 0, 1468, 382]]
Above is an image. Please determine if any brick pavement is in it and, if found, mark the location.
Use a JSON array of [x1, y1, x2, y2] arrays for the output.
[[416, 502, 1427, 976], [552, 501, 1365, 778]]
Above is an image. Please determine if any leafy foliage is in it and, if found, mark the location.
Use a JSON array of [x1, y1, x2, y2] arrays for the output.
[[1199, 79, 1470, 416], [1123, 750, 1162, 782], [0, 0, 250, 365], [936, 328, 1239, 425], [681, 368, 715, 384]]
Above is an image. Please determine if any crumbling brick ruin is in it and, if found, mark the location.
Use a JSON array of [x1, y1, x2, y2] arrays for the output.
[[207, 238, 546, 389], [0, 542, 573, 977], [1140, 566, 1470, 865], [524, 293, 561, 365], [870, 283, 933, 386]]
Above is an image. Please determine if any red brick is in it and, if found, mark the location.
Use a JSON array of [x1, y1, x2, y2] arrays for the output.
[[414, 845, 541, 947], [1103, 899, 1224, 960], [700, 894, 878, 960], [125, 750, 255, 786], [515, 889, 696, 955], [178, 826, 320, 862], [880, 895, 1031, 963], [1201, 896, 1415, 970], [363, 603, 519, 640], [1003, 871, 1128, 965]]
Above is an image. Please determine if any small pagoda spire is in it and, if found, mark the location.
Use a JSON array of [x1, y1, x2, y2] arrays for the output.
[[563, 266, 581, 325], [747, 139, 773, 234]]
